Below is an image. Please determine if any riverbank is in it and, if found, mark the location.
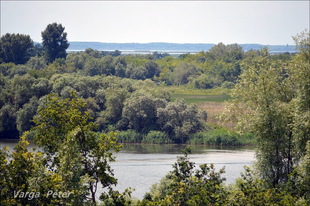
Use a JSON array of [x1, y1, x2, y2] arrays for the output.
[[114, 128, 255, 146], [1, 128, 255, 147]]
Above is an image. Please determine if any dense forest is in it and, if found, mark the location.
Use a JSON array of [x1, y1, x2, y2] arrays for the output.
[[0, 29, 292, 144], [0, 23, 309, 205]]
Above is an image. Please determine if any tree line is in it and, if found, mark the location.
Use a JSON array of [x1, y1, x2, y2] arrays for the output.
[[1, 22, 293, 89], [1, 22, 269, 143]]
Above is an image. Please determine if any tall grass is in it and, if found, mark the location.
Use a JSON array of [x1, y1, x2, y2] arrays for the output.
[[163, 85, 232, 96], [197, 101, 236, 130], [116, 130, 143, 143], [168, 86, 235, 129], [116, 129, 254, 146], [141, 131, 172, 144], [188, 129, 255, 146], [171, 94, 231, 104], [116, 130, 172, 144]]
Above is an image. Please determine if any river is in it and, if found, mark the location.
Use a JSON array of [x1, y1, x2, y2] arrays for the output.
[[0, 141, 255, 199]]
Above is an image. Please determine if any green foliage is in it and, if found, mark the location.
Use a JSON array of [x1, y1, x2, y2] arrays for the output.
[[140, 146, 227, 206], [26, 56, 48, 71], [192, 74, 220, 89], [223, 47, 296, 187], [0, 132, 37, 205], [222, 30, 310, 189], [221, 81, 235, 89], [122, 92, 157, 133], [173, 62, 200, 85], [0, 33, 34, 64], [41, 23, 69, 63], [142, 131, 172, 144], [290, 29, 310, 159], [5, 64, 31, 79], [227, 166, 296, 205], [104, 88, 129, 126], [100, 188, 134, 206], [0, 103, 19, 139], [157, 99, 203, 143], [2, 27, 310, 205], [115, 130, 143, 143], [31, 91, 125, 205], [286, 141, 310, 204], [115, 130, 172, 144], [188, 129, 254, 146], [16, 96, 39, 135], [0, 62, 15, 76]]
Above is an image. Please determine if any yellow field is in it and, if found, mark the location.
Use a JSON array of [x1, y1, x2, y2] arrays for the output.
[[197, 101, 236, 130]]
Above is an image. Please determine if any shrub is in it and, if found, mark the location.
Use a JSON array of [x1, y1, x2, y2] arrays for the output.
[[142, 131, 172, 144], [221, 81, 235, 89], [188, 129, 254, 146], [115, 130, 142, 143]]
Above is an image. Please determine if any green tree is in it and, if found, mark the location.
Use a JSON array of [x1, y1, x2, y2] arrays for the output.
[[290, 29, 310, 159], [122, 92, 157, 133], [173, 62, 199, 85], [141, 147, 227, 206], [0, 103, 19, 139], [115, 63, 126, 78], [222, 30, 310, 188], [0, 132, 37, 205], [0, 33, 34, 64], [32, 91, 125, 205], [41, 23, 69, 63], [103, 88, 129, 125], [286, 141, 310, 205], [223, 47, 296, 187], [207, 42, 226, 59], [157, 100, 202, 143], [144, 60, 159, 79], [16, 96, 39, 135], [227, 166, 295, 206]]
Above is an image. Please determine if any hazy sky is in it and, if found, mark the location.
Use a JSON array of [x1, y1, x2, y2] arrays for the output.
[[1, 1, 309, 45]]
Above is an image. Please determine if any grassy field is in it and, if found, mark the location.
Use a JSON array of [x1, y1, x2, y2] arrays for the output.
[[171, 94, 231, 104], [164, 86, 232, 96], [167, 86, 236, 129]]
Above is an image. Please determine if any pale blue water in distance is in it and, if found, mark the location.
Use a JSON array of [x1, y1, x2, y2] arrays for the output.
[[0, 141, 255, 200]]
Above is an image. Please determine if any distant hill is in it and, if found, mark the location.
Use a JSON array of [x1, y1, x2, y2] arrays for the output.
[[34, 42, 297, 53]]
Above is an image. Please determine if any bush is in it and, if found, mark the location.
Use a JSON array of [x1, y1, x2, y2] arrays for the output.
[[142, 131, 172, 144], [221, 81, 235, 89], [116, 130, 142, 143], [188, 129, 254, 146]]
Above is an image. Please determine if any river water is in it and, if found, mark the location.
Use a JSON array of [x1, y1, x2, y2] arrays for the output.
[[0, 141, 255, 199]]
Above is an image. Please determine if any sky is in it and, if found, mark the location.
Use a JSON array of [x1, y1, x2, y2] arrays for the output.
[[1, 1, 309, 45]]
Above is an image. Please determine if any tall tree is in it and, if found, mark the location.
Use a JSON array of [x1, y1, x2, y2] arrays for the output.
[[0, 33, 34, 64], [223, 47, 296, 187], [41, 23, 69, 63], [32, 91, 126, 205], [222, 30, 310, 188]]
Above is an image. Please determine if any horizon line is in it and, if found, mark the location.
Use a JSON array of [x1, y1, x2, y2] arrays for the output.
[[33, 41, 295, 46]]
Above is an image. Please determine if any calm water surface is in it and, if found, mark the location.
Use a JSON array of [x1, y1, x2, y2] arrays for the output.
[[1, 141, 255, 199], [108, 144, 255, 199]]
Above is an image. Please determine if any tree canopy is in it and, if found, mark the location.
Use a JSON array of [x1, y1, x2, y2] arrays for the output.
[[41, 23, 69, 63], [0, 33, 34, 64]]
